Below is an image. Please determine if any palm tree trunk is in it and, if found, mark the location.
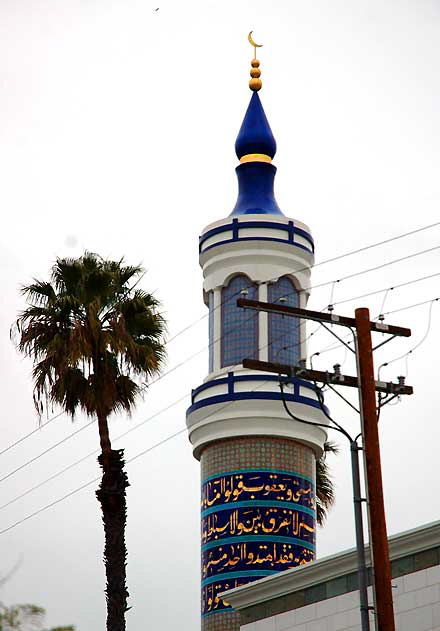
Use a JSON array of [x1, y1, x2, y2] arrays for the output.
[[97, 410, 113, 463], [96, 413, 130, 631]]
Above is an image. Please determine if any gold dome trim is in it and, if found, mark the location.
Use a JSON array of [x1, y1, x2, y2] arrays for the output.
[[239, 153, 272, 164]]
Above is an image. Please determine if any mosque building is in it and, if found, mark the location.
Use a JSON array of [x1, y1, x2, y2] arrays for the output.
[[185, 41, 330, 631], [185, 40, 440, 631]]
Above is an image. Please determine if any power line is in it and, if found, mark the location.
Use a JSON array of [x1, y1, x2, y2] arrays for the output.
[[330, 272, 440, 307], [0, 323, 310, 520], [0, 419, 96, 484], [3, 285, 439, 532], [4, 263, 439, 487], [3, 269, 439, 485], [163, 244, 440, 375], [166, 221, 440, 344], [0, 412, 65, 457], [378, 300, 438, 378], [382, 296, 440, 316], [137, 249, 440, 393], [0, 392, 191, 513], [0, 378, 275, 536], [0, 301, 294, 483], [308, 245, 440, 293], [3, 222, 439, 458]]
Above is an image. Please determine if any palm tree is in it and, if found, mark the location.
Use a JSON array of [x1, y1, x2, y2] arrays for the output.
[[315, 440, 339, 526], [13, 253, 166, 631]]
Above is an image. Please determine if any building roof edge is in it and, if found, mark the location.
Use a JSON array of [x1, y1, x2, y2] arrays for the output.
[[221, 520, 440, 610]]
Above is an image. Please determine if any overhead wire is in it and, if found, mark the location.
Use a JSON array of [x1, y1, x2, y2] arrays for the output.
[[0, 301, 305, 483], [309, 274, 440, 358], [3, 223, 439, 457], [0, 419, 95, 484], [308, 245, 440, 293], [0, 319, 312, 517], [0, 372, 281, 536], [166, 220, 440, 345], [3, 273, 439, 482], [0, 393, 190, 513], [3, 285, 440, 531], [330, 272, 440, 308], [0, 411, 65, 457], [4, 266, 439, 493], [378, 299, 438, 378], [382, 296, 440, 316]]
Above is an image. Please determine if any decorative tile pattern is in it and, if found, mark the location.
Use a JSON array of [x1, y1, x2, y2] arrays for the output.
[[202, 610, 241, 631], [201, 437, 315, 481], [200, 437, 316, 630]]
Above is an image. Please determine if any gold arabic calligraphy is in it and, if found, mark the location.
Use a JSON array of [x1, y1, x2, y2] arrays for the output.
[[202, 473, 314, 509]]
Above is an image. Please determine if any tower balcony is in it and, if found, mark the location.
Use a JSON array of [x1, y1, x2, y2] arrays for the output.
[[200, 214, 314, 295], [186, 370, 329, 460]]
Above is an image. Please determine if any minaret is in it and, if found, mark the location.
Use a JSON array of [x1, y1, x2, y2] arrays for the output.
[[186, 41, 329, 631]]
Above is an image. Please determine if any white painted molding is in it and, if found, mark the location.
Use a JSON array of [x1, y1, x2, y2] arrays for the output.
[[259, 283, 269, 362], [186, 396, 329, 460], [201, 241, 313, 293], [212, 287, 221, 372], [220, 521, 440, 610]]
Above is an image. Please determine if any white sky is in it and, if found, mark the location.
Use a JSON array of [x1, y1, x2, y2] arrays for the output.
[[0, 1, 439, 629]]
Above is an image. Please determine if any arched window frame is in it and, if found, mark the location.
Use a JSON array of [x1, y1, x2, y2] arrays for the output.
[[221, 274, 258, 369]]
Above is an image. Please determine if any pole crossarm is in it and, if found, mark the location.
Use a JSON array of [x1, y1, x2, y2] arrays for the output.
[[237, 298, 411, 337], [242, 358, 413, 396]]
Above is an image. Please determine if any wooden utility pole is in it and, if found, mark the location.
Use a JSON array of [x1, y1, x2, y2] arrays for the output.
[[355, 308, 395, 631], [238, 298, 412, 631]]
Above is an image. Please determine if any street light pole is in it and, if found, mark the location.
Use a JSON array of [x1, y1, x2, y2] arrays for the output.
[[350, 439, 371, 631], [279, 383, 371, 631]]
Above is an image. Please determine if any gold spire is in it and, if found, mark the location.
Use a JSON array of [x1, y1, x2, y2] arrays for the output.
[[248, 31, 263, 91]]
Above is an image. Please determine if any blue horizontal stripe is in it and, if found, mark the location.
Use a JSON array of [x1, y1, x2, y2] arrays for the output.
[[201, 499, 315, 519], [187, 390, 328, 416], [202, 535, 316, 552], [202, 569, 277, 587], [192, 373, 320, 401], [199, 220, 314, 251], [201, 236, 313, 256], [202, 467, 314, 485]]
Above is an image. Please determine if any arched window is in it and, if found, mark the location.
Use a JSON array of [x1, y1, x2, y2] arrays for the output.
[[221, 275, 258, 368], [268, 276, 300, 365]]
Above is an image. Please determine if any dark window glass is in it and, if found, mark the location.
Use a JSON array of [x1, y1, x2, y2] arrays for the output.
[[268, 277, 300, 365], [208, 291, 214, 373], [221, 275, 258, 368]]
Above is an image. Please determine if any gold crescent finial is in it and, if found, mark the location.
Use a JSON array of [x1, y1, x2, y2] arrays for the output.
[[247, 32, 263, 91], [248, 31, 263, 59]]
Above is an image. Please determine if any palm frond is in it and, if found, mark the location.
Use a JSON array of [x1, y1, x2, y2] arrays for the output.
[[14, 253, 167, 421], [316, 440, 339, 526], [21, 280, 56, 305]]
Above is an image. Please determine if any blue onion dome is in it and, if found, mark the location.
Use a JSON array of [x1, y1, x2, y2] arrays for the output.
[[235, 92, 277, 160], [231, 90, 283, 216]]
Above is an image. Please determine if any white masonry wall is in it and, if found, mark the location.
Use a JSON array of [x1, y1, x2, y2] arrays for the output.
[[241, 565, 440, 631]]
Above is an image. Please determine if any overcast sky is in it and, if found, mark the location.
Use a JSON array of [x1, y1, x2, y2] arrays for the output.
[[0, 1, 439, 629]]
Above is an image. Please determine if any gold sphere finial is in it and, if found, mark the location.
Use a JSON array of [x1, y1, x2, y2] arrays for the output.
[[249, 78, 262, 91], [247, 32, 263, 91]]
